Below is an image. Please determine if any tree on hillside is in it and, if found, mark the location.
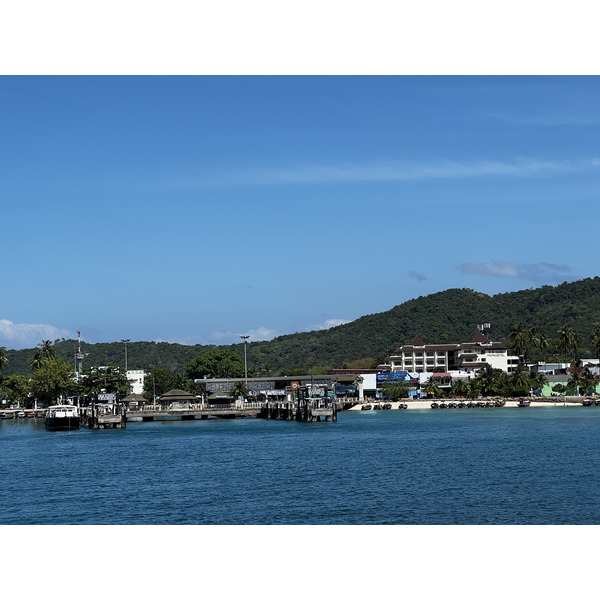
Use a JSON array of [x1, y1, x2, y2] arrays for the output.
[[0, 346, 8, 374], [186, 349, 244, 379], [591, 322, 600, 361]]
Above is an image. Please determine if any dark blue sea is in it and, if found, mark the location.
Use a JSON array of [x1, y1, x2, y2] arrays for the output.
[[2, 407, 600, 525]]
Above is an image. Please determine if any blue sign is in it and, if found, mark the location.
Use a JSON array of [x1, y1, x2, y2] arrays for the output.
[[377, 373, 418, 384]]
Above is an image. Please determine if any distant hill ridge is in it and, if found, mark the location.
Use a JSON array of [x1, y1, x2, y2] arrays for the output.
[[4, 277, 600, 376]]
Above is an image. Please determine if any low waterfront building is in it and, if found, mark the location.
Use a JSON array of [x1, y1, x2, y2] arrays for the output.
[[194, 373, 363, 402]]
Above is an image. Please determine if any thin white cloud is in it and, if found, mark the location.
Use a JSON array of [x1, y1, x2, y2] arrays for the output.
[[172, 156, 599, 189], [206, 327, 279, 344], [313, 318, 351, 331], [0, 319, 72, 350], [460, 261, 575, 283]]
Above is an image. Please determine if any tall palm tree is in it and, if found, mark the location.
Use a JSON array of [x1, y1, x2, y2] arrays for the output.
[[555, 325, 580, 362], [536, 332, 550, 366], [29, 340, 56, 372], [568, 368, 583, 396], [530, 371, 547, 395], [509, 323, 531, 362], [511, 364, 532, 395], [581, 368, 600, 396]]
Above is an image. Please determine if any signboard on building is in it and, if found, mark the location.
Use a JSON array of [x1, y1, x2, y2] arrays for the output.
[[376, 373, 418, 384], [97, 393, 117, 403]]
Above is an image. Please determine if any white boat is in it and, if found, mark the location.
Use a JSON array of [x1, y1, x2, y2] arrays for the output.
[[45, 405, 81, 431]]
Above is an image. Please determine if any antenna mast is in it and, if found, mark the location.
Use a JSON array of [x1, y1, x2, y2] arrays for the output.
[[76, 330, 84, 382]]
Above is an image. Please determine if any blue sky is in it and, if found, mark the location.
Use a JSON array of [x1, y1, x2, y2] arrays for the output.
[[1, 75, 599, 349]]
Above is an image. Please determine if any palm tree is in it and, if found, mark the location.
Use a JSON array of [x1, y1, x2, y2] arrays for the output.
[[555, 325, 580, 363], [29, 340, 56, 372], [451, 378, 468, 399], [530, 371, 547, 395], [230, 381, 249, 399], [511, 364, 532, 395], [475, 364, 503, 396], [568, 368, 583, 396], [509, 323, 531, 362], [536, 332, 550, 366], [422, 376, 442, 399], [579, 367, 599, 396]]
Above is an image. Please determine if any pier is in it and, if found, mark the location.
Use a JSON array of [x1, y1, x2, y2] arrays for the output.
[[126, 402, 263, 421], [80, 401, 127, 429], [257, 399, 337, 422], [125, 397, 337, 423]]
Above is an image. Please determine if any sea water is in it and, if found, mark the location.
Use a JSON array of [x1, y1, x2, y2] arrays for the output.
[[2, 407, 600, 525]]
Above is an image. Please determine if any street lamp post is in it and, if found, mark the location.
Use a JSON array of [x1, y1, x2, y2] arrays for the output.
[[122, 339, 130, 373], [240, 335, 250, 389]]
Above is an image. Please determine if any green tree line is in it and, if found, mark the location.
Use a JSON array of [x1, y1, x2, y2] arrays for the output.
[[4, 277, 600, 379]]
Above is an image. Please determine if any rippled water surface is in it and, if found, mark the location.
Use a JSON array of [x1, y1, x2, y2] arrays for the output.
[[2, 407, 600, 524]]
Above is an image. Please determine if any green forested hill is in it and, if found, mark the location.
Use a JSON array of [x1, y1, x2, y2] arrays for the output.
[[5, 277, 600, 376]]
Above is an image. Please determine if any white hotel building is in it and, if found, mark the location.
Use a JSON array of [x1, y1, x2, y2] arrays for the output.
[[382, 332, 520, 380]]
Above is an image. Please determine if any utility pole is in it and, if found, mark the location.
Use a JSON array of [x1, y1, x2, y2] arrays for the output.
[[240, 335, 250, 388]]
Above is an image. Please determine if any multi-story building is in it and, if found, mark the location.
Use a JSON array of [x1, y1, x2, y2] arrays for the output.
[[383, 332, 519, 375]]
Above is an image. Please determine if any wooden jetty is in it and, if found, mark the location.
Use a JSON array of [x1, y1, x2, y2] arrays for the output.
[[81, 395, 127, 429], [258, 384, 337, 422], [125, 403, 263, 422], [258, 399, 337, 422]]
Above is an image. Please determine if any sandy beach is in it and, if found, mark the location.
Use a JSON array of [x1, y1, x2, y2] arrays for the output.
[[348, 397, 587, 410]]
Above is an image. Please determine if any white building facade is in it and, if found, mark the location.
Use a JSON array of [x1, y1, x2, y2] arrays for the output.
[[126, 369, 146, 395]]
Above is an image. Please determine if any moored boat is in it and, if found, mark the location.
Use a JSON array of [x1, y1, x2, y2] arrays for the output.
[[45, 405, 81, 431], [517, 399, 531, 407]]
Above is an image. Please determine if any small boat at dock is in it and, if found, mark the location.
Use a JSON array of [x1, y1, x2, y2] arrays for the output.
[[517, 399, 531, 407], [45, 405, 81, 431]]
